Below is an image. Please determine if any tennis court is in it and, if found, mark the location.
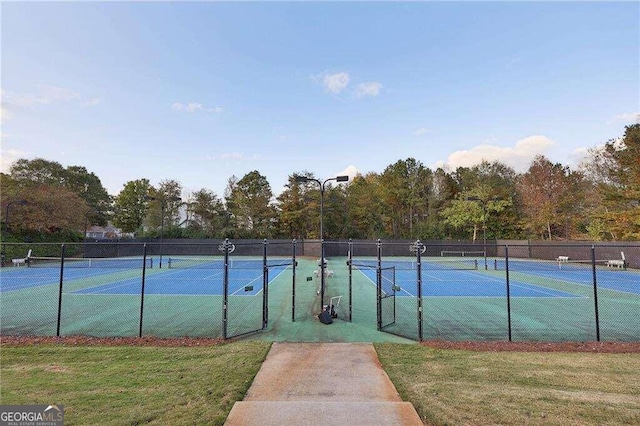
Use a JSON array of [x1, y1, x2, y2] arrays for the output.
[[1, 240, 638, 342], [0, 254, 294, 339], [0, 256, 290, 296], [336, 252, 639, 342], [355, 262, 577, 298]]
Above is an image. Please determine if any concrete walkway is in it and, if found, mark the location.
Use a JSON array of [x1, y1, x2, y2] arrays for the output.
[[225, 343, 423, 425]]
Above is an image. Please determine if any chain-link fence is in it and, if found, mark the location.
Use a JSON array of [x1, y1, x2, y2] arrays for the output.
[[356, 241, 639, 342], [0, 240, 297, 339], [1, 239, 638, 342]]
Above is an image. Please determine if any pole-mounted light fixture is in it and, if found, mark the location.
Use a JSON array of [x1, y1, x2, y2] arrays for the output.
[[295, 174, 349, 311]]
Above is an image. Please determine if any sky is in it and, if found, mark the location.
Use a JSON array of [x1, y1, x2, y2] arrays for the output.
[[1, 1, 638, 198]]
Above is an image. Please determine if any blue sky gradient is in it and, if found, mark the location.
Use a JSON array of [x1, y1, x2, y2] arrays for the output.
[[2, 1, 638, 197]]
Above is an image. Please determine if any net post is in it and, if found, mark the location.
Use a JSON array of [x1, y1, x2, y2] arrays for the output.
[[222, 238, 230, 339], [292, 239, 296, 322], [505, 245, 512, 342], [139, 243, 148, 337], [56, 244, 65, 337], [263, 239, 268, 329], [376, 239, 382, 331], [591, 245, 601, 342]]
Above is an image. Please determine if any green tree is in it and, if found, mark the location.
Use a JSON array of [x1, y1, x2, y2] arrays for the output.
[[64, 166, 111, 226], [226, 171, 274, 238], [9, 158, 66, 186], [145, 180, 184, 237], [597, 124, 640, 239], [344, 172, 385, 239], [379, 158, 432, 238], [112, 179, 152, 234], [185, 188, 226, 238], [275, 173, 313, 239]]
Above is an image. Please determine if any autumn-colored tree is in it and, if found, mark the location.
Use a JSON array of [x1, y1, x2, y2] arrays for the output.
[[9, 158, 111, 226], [517, 155, 585, 240], [24, 186, 89, 233]]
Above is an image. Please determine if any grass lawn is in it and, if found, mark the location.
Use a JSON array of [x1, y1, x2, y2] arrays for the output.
[[0, 341, 271, 425], [2, 341, 639, 425], [375, 343, 640, 425]]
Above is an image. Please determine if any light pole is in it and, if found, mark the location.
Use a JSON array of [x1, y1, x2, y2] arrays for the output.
[[295, 174, 349, 310], [147, 195, 181, 268], [2, 200, 28, 266], [466, 196, 500, 270]]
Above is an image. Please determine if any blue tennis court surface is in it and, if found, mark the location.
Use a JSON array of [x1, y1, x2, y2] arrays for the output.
[[357, 267, 580, 298], [72, 265, 289, 296], [494, 259, 640, 295], [0, 267, 130, 293]]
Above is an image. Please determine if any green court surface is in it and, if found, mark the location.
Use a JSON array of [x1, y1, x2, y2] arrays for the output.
[[1, 256, 637, 342]]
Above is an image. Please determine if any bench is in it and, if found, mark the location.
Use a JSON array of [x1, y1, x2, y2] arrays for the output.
[[11, 249, 32, 267], [606, 252, 626, 269]]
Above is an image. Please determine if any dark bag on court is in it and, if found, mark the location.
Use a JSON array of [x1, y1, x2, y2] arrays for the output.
[[318, 310, 333, 324]]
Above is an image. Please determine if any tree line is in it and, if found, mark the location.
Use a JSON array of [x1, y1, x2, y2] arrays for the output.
[[2, 124, 639, 243]]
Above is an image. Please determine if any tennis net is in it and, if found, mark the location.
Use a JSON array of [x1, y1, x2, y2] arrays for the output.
[[350, 258, 478, 271], [28, 256, 153, 269], [167, 257, 293, 269], [493, 258, 612, 272], [440, 250, 485, 257]]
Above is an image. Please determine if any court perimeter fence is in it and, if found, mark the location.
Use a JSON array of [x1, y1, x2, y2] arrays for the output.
[[0, 239, 299, 340], [0, 239, 638, 342]]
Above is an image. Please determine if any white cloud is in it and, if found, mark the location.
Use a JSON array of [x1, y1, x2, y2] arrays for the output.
[[334, 165, 359, 182], [322, 72, 350, 94], [412, 127, 431, 136], [0, 106, 12, 122], [83, 97, 103, 107], [355, 82, 382, 98], [172, 102, 223, 113], [4, 86, 80, 107], [0, 148, 30, 173], [611, 112, 639, 123], [570, 147, 591, 166], [442, 135, 555, 172]]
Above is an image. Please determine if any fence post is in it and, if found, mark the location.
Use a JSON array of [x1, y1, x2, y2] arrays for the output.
[[376, 239, 382, 331], [292, 239, 296, 322], [139, 243, 148, 337], [56, 244, 65, 337], [223, 239, 230, 339], [348, 238, 353, 322], [505, 245, 512, 342], [591, 245, 601, 342], [263, 239, 268, 329], [416, 240, 424, 342]]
